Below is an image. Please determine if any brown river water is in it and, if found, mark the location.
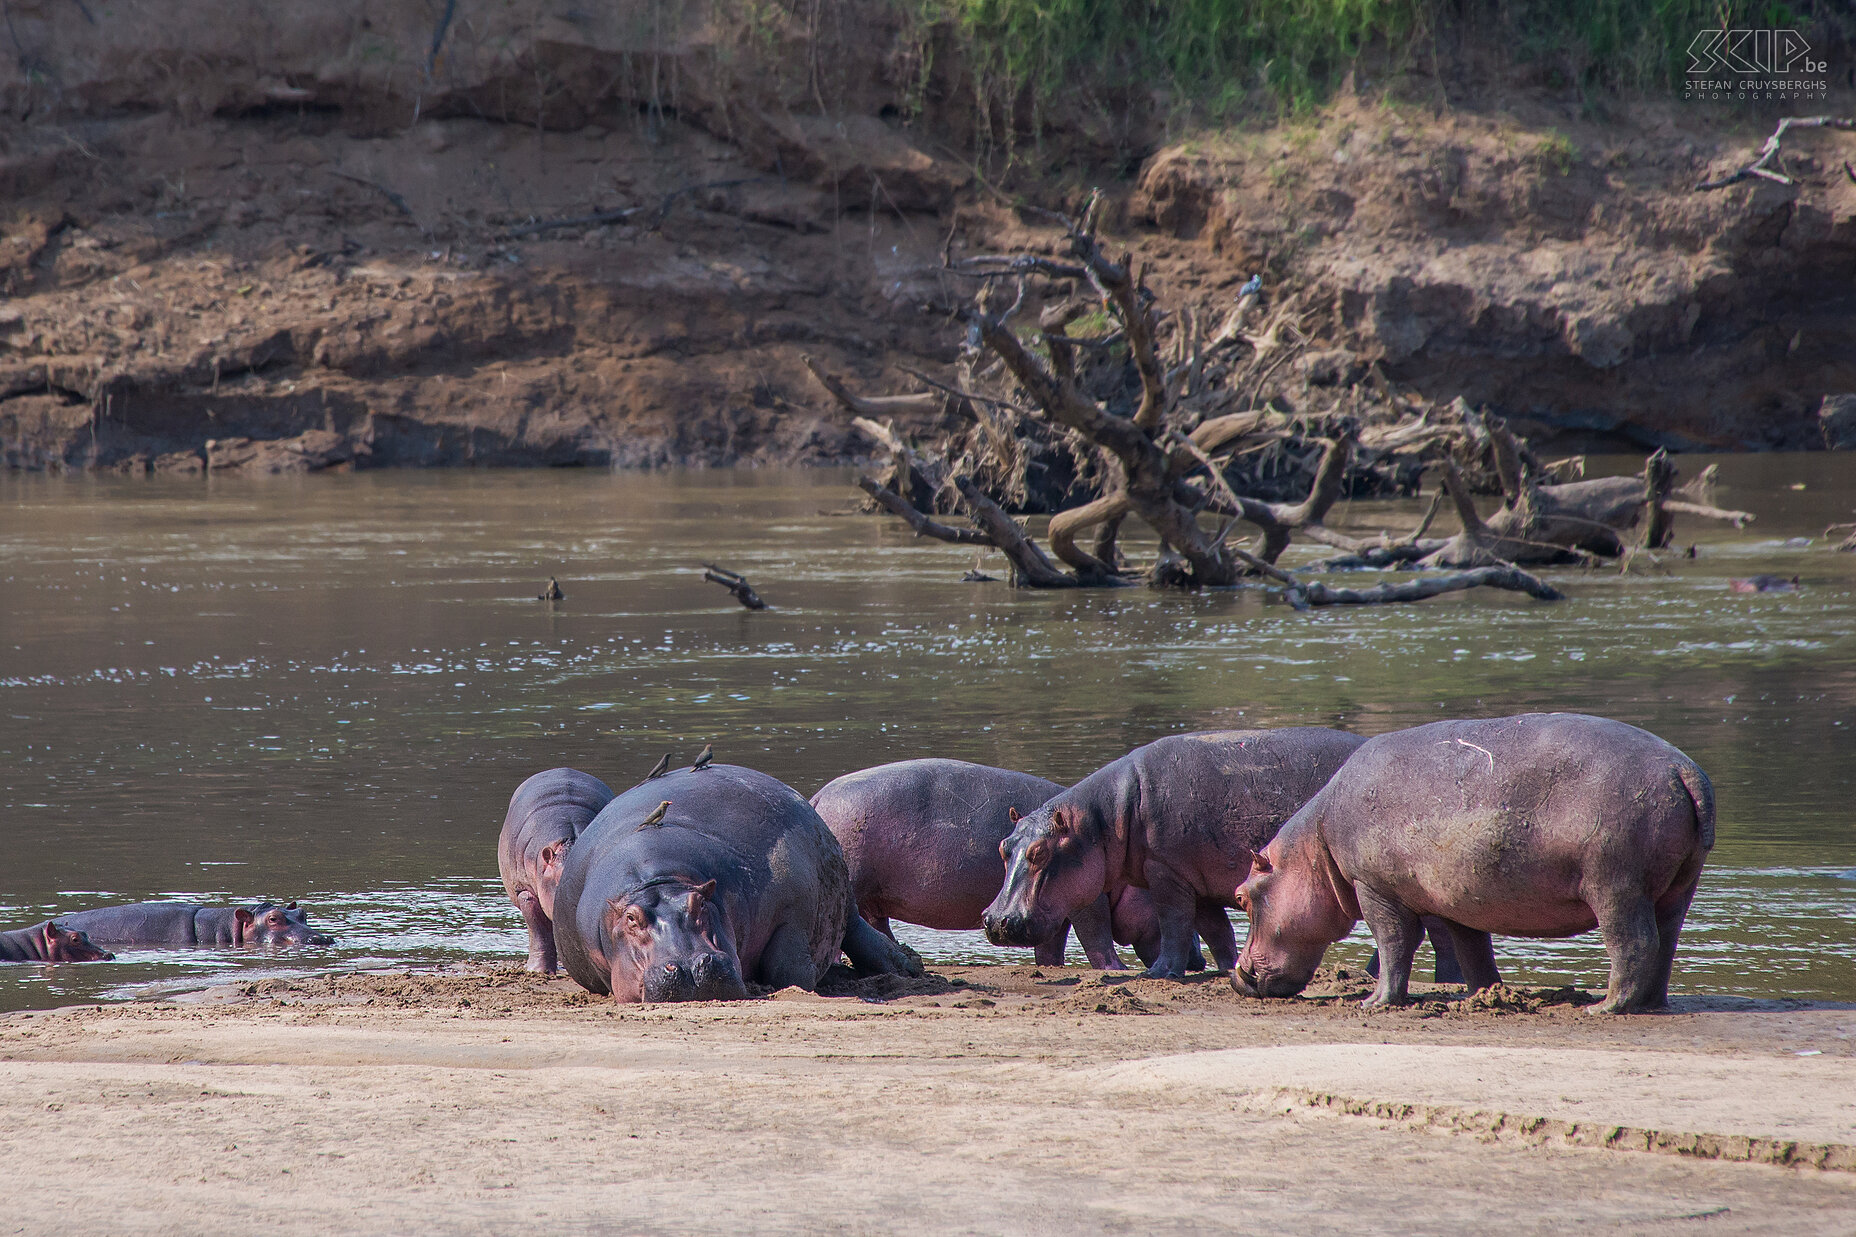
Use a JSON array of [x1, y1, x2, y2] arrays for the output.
[[2, 456, 1853, 1010]]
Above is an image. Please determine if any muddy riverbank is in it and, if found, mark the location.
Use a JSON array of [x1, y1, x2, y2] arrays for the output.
[[1, 2, 1853, 472], [1, 962, 1852, 1233]]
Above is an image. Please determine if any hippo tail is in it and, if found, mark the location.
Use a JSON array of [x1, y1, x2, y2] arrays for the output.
[[1676, 762, 1716, 852]]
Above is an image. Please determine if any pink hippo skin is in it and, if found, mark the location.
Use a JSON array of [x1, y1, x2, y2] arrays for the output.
[[0, 921, 114, 962], [498, 767, 616, 973], [983, 729, 1369, 978], [811, 759, 1130, 968], [1233, 713, 1715, 1015]]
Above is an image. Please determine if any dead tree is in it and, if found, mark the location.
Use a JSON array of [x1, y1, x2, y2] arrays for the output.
[[1696, 116, 1854, 191], [819, 192, 1765, 610], [821, 194, 1562, 609]]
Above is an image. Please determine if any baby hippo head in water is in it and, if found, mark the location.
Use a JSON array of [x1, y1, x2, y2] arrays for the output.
[[604, 879, 746, 1003], [43, 922, 115, 963], [1231, 844, 1354, 999], [240, 903, 335, 948], [981, 805, 1107, 948]]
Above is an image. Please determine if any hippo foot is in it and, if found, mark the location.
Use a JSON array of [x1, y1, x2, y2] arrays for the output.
[[1139, 963, 1188, 980], [1359, 990, 1409, 1010], [1586, 996, 1667, 1016]]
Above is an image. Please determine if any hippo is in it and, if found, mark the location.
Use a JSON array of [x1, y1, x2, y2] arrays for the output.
[[554, 763, 922, 1002], [811, 758, 1132, 969], [1232, 713, 1715, 1015], [497, 767, 617, 972], [0, 920, 114, 963], [983, 728, 1369, 978], [51, 901, 334, 949]]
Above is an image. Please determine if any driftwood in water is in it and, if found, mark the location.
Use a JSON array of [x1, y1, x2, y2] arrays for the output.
[[702, 564, 767, 610]]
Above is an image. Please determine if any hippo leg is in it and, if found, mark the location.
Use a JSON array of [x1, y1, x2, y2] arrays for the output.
[[1648, 883, 1699, 1009], [1357, 885, 1422, 1008], [1034, 922, 1071, 967], [514, 890, 557, 974], [1423, 916, 1466, 985], [1589, 894, 1664, 1015], [1194, 903, 1237, 973], [1436, 919, 1499, 991], [841, 907, 924, 977], [863, 911, 897, 942], [1068, 895, 1127, 970], [1136, 872, 1202, 979], [759, 923, 821, 991]]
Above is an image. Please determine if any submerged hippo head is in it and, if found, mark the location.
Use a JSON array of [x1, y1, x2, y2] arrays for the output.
[[1231, 837, 1356, 999], [603, 879, 745, 1003], [981, 804, 1107, 949], [42, 922, 113, 963], [237, 902, 335, 948]]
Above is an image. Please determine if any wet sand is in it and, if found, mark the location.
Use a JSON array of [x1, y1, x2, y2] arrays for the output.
[[1, 965, 1853, 1234]]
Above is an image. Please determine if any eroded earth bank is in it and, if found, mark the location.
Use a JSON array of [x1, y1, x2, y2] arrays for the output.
[[2, 2, 1854, 473]]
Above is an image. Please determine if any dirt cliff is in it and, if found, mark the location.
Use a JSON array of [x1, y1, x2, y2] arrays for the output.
[[0, 1, 1851, 472]]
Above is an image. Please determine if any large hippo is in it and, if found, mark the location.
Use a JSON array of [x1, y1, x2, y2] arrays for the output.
[[0, 921, 114, 963], [554, 763, 922, 1002], [497, 766, 616, 972], [810, 758, 1129, 969], [983, 728, 1368, 978], [52, 901, 334, 949], [1232, 713, 1715, 1015]]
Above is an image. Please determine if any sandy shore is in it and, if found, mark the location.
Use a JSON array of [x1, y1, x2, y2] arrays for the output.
[[1, 964, 1852, 1234]]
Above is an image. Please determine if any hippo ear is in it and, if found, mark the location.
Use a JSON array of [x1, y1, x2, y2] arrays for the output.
[[1048, 810, 1071, 838], [234, 907, 256, 943], [1251, 852, 1274, 875], [1007, 807, 1021, 824], [693, 879, 717, 901], [286, 902, 298, 911]]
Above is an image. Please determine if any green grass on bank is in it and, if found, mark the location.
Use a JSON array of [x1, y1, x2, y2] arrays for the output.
[[907, 0, 1843, 131]]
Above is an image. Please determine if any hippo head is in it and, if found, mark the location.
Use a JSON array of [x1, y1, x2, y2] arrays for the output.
[[236, 903, 335, 948], [527, 837, 574, 916], [1231, 838, 1356, 999], [603, 879, 746, 1003], [42, 922, 113, 963], [981, 803, 1107, 949]]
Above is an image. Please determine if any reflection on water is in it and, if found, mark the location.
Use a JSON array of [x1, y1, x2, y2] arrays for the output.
[[1, 455, 1853, 1009]]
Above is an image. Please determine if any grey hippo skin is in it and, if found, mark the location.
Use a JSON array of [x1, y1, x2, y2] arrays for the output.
[[810, 759, 1128, 969], [0, 921, 114, 962], [1233, 713, 1715, 1015], [51, 902, 334, 949], [554, 763, 923, 1002], [983, 728, 1369, 978], [497, 767, 616, 973]]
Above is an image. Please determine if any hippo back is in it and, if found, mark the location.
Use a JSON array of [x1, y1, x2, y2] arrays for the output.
[[556, 764, 850, 995], [498, 768, 616, 889], [1101, 728, 1367, 852], [811, 759, 1063, 928]]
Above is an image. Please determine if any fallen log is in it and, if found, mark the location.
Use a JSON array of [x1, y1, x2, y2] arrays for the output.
[[702, 564, 768, 610], [855, 476, 989, 545]]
